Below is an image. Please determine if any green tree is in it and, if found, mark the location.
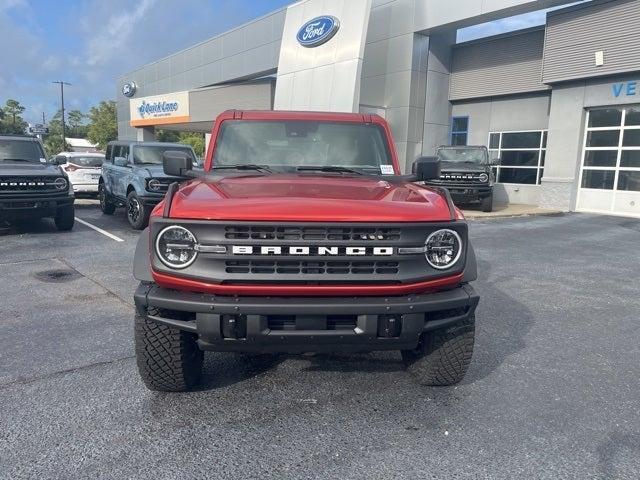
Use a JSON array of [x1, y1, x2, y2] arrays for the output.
[[179, 132, 205, 157], [0, 99, 28, 134], [43, 135, 70, 157], [87, 101, 117, 150], [67, 110, 87, 137]]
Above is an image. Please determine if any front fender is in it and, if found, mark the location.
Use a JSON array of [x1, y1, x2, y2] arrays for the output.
[[133, 227, 153, 282], [462, 241, 477, 283]]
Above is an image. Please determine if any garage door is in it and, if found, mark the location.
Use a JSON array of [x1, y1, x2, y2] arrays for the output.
[[577, 107, 640, 218]]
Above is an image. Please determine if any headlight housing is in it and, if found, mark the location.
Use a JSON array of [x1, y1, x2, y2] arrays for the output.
[[425, 229, 463, 270], [53, 177, 68, 191], [155, 225, 198, 269], [147, 178, 163, 192], [478, 173, 489, 183]]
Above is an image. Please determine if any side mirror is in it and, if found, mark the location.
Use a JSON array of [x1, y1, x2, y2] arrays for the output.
[[114, 156, 128, 167], [491, 157, 501, 166], [412, 156, 441, 181], [163, 150, 193, 177]]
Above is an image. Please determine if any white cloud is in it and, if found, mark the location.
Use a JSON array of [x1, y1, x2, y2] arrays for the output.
[[84, 0, 157, 67]]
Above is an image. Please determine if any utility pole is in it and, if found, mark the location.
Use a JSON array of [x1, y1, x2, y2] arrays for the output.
[[52, 81, 71, 144]]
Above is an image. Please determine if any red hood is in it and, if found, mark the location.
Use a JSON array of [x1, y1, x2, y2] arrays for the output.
[[163, 174, 452, 222]]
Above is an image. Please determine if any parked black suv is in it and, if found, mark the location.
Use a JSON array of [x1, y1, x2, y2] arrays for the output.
[[428, 146, 496, 212], [0, 135, 74, 230]]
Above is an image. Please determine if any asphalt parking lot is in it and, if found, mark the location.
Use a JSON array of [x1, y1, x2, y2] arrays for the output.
[[1, 204, 639, 479]]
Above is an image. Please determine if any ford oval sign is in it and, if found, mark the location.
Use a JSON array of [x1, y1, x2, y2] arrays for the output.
[[297, 16, 340, 48], [122, 81, 137, 97]]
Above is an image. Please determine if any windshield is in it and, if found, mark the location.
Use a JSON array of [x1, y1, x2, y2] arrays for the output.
[[0, 139, 45, 163], [212, 121, 393, 173], [437, 148, 488, 164], [132, 145, 195, 165], [69, 156, 104, 167]]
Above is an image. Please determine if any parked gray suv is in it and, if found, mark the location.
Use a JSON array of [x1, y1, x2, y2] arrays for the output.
[[99, 141, 197, 229]]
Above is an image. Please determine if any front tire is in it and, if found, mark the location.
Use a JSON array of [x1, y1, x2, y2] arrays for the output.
[[126, 191, 150, 230], [135, 309, 203, 392], [54, 205, 75, 231], [99, 183, 116, 215], [401, 315, 475, 386], [481, 194, 493, 213]]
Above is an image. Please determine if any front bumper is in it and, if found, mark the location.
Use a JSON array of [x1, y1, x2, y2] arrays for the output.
[[134, 283, 479, 353], [0, 194, 74, 219], [72, 183, 99, 194]]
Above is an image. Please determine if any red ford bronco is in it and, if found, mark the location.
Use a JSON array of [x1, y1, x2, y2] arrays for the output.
[[133, 110, 479, 391]]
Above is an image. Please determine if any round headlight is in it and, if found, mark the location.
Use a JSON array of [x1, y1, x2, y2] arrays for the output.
[[155, 226, 198, 269], [148, 179, 162, 191], [478, 173, 489, 183], [425, 229, 462, 270], [54, 177, 68, 190]]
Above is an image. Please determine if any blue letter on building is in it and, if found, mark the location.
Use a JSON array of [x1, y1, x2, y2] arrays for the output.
[[627, 81, 637, 96], [613, 83, 624, 97]]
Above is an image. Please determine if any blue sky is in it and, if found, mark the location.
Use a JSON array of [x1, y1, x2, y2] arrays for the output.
[[0, 0, 561, 125]]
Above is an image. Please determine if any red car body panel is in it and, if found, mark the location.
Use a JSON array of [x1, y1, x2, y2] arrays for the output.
[[152, 270, 464, 297], [150, 110, 460, 297]]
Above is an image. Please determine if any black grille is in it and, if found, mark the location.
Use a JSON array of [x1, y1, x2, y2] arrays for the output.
[[225, 260, 400, 275], [0, 176, 66, 194], [224, 225, 401, 241], [437, 172, 486, 183]]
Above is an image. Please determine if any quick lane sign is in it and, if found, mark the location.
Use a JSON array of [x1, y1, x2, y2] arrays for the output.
[[129, 91, 190, 127], [612, 81, 638, 98]]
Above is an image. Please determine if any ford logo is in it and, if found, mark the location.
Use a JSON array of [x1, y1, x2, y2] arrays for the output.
[[296, 15, 340, 48], [122, 81, 137, 97]]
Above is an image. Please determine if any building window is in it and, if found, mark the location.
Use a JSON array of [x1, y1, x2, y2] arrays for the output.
[[580, 106, 640, 192], [488, 130, 547, 185], [450, 117, 469, 146]]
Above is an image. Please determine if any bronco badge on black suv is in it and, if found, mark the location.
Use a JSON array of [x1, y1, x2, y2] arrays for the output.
[[428, 145, 497, 212], [133, 110, 479, 392], [0, 135, 74, 231]]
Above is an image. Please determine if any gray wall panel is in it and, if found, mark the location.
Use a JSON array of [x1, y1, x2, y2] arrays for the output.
[[450, 29, 549, 101], [543, 0, 640, 83]]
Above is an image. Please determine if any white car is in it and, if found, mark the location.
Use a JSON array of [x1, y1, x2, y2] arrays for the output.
[[52, 152, 105, 196]]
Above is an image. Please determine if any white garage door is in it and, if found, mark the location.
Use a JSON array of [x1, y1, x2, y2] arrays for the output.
[[577, 107, 640, 218]]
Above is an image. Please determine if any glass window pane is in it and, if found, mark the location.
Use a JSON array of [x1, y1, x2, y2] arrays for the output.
[[586, 130, 620, 147], [588, 108, 623, 128], [451, 117, 468, 132], [617, 171, 640, 192], [621, 150, 640, 168], [622, 129, 640, 147], [500, 150, 539, 167], [498, 168, 538, 184], [489, 133, 500, 149], [502, 132, 542, 149], [451, 133, 467, 146], [583, 150, 618, 167], [542, 131, 547, 148], [624, 107, 640, 126], [581, 170, 615, 190]]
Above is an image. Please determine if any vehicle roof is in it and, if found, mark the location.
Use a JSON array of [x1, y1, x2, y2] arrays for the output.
[[107, 140, 193, 147], [437, 145, 488, 149], [57, 151, 105, 157], [0, 134, 40, 141], [220, 110, 383, 123]]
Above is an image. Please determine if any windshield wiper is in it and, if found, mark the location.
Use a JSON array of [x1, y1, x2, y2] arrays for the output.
[[297, 166, 365, 175], [1, 158, 38, 163], [212, 164, 272, 173]]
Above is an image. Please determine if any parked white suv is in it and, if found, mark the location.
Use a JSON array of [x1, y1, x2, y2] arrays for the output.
[[52, 152, 104, 196]]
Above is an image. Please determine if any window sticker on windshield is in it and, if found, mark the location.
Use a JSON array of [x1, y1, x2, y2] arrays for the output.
[[380, 165, 394, 175], [40, 158, 46, 163]]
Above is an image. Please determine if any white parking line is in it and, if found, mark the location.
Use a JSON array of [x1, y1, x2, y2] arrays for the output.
[[75, 217, 124, 242]]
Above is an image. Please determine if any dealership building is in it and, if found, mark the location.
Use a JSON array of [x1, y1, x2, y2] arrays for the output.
[[117, 0, 640, 218]]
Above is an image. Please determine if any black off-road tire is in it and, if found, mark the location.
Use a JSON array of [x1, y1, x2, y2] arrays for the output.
[[401, 315, 475, 386], [481, 194, 493, 213], [99, 183, 116, 215], [54, 205, 75, 231], [135, 308, 203, 392], [126, 191, 150, 230]]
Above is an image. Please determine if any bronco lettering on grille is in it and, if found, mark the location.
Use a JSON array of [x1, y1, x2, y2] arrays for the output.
[[231, 246, 394, 256]]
